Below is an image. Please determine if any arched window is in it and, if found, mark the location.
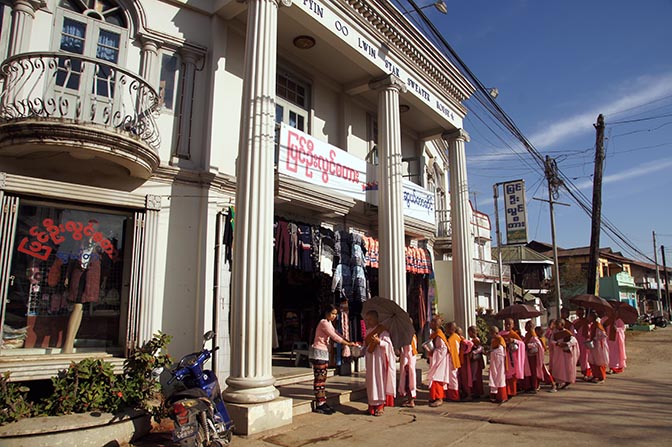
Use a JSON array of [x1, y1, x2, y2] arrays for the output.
[[59, 0, 127, 27], [53, 0, 129, 97]]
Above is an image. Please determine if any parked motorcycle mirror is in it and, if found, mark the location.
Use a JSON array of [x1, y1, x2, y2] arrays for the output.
[[202, 330, 216, 349], [151, 367, 164, 381], [203, 330, 216, 341]]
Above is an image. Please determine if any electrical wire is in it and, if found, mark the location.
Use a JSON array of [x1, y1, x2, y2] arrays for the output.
[[401, 0, 656, 263]]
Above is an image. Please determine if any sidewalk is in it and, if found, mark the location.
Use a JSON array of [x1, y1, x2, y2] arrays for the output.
[[135, 327, 672, 446]]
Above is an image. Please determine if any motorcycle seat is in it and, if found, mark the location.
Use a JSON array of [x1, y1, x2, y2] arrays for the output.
[[169, 387, 209, 403]]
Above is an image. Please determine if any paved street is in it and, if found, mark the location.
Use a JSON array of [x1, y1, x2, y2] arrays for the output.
[[135, 327, 671, 447]]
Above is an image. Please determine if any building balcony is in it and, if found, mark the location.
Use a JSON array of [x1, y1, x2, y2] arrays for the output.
[[0, 52, 160, 179], [473, 257, 510, 283], [434, 207, 451, 245]]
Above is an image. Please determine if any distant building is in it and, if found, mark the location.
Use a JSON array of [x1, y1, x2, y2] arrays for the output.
[[527, 242, 671, 313]]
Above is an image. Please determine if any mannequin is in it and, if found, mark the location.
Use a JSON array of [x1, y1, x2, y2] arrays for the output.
[[62, 220, 103, 353]]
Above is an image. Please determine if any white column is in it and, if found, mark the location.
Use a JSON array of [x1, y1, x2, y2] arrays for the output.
[[175, 50, 199, 159], [139, 36, 160, 89], [444, 129, 475, 330], [8, 0, 42, 56], [222, 0, 281, 405], [139, 194, 161, 343], [370, 75, 407, 310]]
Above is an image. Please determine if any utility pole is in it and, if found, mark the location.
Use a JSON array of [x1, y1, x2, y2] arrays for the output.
[[493, 184, 505, 312], [545, 156, 563, 319], [587, 114, 605, 295], [662, 245, 671, 315], [653, 231, 663, 312]]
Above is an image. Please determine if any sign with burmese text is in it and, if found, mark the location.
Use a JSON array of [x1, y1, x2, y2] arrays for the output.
[[279, 123, 367, 201], [279, 124, 436, 224], [364, 175, 436, 225], [503, 180, 528, 244]]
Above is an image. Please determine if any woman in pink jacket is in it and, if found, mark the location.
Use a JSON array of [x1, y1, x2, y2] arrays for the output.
[[309, 305, 356, 414]]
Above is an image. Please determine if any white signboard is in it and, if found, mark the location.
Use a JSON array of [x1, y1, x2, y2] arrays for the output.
[[401, 180, 436, 225], [293, 0, 462, 128], [278, 123, 367, 201], [279, 124, 436, 225], [365, 177, 435, 225], [503, 180, 528, 245]]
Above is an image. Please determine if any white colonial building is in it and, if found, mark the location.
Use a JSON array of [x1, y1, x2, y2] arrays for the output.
[[0, 0, 480, 432]]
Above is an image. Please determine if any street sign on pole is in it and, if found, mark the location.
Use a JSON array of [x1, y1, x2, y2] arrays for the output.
[[503, 180, 528, 245]]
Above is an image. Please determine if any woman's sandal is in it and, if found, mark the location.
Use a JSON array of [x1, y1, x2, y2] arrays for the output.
[[401, 400, 415, 408], [374, 409, 384, 416]]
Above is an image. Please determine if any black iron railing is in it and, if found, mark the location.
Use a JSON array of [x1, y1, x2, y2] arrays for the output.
[[0, 52, 160, 151]]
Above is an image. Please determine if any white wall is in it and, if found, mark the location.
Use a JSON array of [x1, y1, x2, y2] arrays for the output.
[[434, 259, 455, 322]]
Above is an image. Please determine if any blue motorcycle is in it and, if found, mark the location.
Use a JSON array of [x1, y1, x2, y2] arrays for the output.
[[161, 331, 235, 447]]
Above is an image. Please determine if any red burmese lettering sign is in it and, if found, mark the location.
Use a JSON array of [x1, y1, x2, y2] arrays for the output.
[[279, 123, 367, 201]]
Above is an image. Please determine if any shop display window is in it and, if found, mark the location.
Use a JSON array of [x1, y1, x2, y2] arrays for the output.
[[2, 202, 131, 353]]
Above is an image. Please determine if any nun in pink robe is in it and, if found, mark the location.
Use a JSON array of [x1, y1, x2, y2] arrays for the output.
[[605, 317, 627, 373], [550, 323, 580, 389], [398, 334, 418, 406], [363, 314, 397, 416]]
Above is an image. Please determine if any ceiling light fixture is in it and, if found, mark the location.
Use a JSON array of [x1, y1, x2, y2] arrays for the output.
[[293, 35, 316, 50]]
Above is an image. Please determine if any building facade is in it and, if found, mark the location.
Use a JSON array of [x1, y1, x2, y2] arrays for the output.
[[0, 0, 477, 432]]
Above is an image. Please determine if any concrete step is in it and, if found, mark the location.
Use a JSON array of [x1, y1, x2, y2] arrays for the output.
[[277, 372, 369, 417], [277, 359, 430, 417]]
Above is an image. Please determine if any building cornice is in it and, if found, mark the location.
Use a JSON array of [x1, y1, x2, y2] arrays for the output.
[[343, 0, 474, 114]]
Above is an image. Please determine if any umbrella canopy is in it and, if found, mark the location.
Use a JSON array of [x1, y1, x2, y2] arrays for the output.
[[608, 301, 639, 324], [361, 296, 414, 350], [568, 294, 614, 317], [493, 303, 542, 320]]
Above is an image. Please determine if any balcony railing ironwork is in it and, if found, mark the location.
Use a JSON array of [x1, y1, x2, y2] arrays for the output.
[[0, 52, 160, 151], [436, 208, 451, 238]]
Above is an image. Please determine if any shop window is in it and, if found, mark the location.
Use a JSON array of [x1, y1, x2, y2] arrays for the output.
[[1, 201, 132, 352], [159, 53, 178, 111]]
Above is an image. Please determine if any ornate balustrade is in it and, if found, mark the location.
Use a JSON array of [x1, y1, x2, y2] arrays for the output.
[[0, 52, 160, 152]]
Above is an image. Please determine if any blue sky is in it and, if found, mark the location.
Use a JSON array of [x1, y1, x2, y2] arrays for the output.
[[398, 0, 672, 262]]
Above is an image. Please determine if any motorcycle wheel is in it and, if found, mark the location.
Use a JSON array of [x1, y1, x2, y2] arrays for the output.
[[207, 429, 233, 447]]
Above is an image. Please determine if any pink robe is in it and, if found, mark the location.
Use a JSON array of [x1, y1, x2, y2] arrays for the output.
[[607, 319, 627, 370], [551, 336, 580, 384], [588, 326, 610, 368], [489, 345, 507, 392], [398, 342, 417, 398], [427, 335, 458, 391], [574, 321, 591, 375], [364, 329, 396, 406], [501, 334, 525, 380]]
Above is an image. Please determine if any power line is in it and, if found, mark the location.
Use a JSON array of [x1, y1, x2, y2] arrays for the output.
[[400, 0, 655, 263], [607, 112, 672, 125]]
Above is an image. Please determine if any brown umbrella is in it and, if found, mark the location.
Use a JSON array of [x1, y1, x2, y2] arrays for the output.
[[361, 296, 414, 350], [494, 303, 542, 320], [608, 301, 639, 324], [568, 294, 613, 317]]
